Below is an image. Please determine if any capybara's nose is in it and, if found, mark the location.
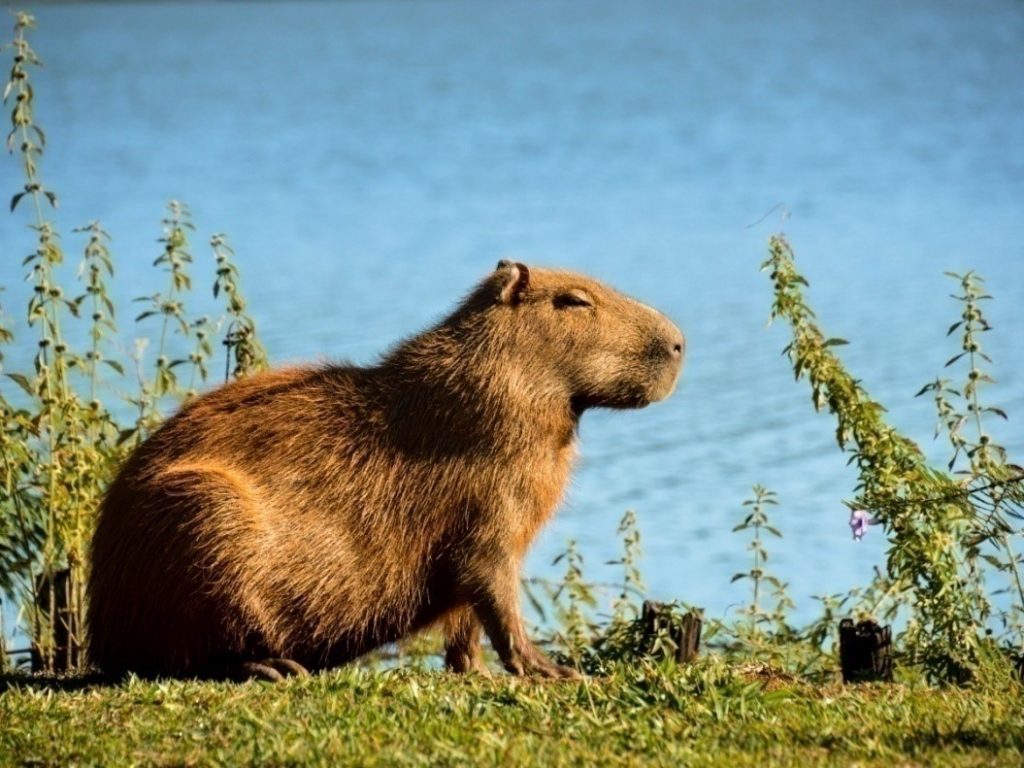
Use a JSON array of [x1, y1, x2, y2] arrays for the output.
[[667, 330, 685, 361]]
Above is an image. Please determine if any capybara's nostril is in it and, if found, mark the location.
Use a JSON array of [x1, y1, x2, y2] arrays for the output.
[[669, 332, 685, 359]]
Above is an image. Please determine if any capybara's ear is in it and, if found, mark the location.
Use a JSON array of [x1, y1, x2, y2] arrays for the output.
[[495, 260, 531, 306]]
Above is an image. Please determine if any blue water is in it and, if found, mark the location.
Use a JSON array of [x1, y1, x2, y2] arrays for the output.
[[2, 0, 1022, 653]]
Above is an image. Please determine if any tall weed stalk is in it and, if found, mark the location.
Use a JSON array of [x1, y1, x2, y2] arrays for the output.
[[0, 14, 265, 672]]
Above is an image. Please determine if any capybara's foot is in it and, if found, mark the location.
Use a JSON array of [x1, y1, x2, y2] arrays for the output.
[[443, 608, 491, 676], [235, 658, 309, 682], [507, 649, 582, 680], [544, 663, 582, 680], [264, 658, 310, 678], [527, 659, 581, 681], [445, 649, 492, 677]]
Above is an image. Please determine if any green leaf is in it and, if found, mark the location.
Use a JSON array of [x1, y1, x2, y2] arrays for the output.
[[980, 554, 1005, 571], [5, 372, 35, 396]]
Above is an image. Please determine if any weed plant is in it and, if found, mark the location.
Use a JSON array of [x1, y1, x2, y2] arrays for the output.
[[762, 235, 1023, 683], [0, 13, 264, 672]]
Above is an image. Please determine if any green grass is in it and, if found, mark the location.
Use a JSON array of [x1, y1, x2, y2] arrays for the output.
[[2, 659, 1022, 766]]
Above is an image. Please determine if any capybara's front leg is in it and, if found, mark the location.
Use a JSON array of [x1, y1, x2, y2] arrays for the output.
[[470, 558, 580, 680], [443, 607, 490, 676]]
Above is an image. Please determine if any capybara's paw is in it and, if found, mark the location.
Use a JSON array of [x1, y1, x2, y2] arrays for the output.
[[532, 661, 582, 680], [510, 651, 582, 680], [237, 661, 285, 682], [446, 652, 492, 677], [264, 658, 310, 678], [550, 664, 583, 680], [235, 658, 309, 682]]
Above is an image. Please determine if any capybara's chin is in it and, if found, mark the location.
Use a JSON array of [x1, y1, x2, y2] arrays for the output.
[[649, 360, 683, 403], [87, 259, 684, 681]]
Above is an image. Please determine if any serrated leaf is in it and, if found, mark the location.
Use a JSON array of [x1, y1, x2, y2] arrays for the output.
[[5, 372, 35, 396], [980, 554, 1005, 570]]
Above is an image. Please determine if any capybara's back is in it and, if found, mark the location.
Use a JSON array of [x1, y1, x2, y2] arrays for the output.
[[88, 262, 684, 679]]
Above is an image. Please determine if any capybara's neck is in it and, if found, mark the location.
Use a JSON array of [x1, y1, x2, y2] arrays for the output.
[[369, 320, 578, 460]]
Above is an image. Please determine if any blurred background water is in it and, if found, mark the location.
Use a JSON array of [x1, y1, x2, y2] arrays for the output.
[[1, 0, 1022, 647]]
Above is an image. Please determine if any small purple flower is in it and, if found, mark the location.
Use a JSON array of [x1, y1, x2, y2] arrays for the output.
[[849, 509, 878, 541]]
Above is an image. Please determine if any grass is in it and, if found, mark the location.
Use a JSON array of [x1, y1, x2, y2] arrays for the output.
[[2, 658, 1023, 766]]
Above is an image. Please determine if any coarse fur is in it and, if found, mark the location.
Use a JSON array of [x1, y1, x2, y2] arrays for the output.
[[87, 262, 684, 679]]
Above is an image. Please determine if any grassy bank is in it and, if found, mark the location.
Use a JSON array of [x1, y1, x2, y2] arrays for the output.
[[2, 661, 1023, 766]]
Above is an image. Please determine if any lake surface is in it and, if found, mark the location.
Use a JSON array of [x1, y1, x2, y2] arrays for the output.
[[2, 0, 1023, 649]]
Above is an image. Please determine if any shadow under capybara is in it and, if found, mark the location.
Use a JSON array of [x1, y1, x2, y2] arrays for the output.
[[87, 261, 684, 680]]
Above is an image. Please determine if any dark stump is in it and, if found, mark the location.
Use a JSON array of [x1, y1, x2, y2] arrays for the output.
[[641, 600, 702, 664], [839, 618, 893, 683]]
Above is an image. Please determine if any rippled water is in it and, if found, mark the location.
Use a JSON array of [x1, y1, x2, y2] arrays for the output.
[[1, 0, 1022, 646]]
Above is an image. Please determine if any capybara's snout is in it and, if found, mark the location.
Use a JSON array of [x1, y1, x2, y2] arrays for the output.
[[646, 316, 685, 404]]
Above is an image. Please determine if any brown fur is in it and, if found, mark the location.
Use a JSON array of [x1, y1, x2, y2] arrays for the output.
[[87, 262, 684, 679]]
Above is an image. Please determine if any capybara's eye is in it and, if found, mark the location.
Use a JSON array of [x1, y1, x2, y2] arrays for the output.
[[553, 291, 593, 310]]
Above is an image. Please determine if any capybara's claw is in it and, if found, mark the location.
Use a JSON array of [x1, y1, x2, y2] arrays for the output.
[[551, 664, 583, 680], [235, 658, 308, 682], [508, 649, 582, 680], [445, 652, 492, 677], [237, 661, 285, 683], [265, 658, 310, 678], [531, 660, 582, 680]]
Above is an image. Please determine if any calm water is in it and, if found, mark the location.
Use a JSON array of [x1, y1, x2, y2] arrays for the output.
[[2, 0, 1023, 648]]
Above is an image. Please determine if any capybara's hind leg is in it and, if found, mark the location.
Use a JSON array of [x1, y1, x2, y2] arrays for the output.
[[444, 607, 490, 676]]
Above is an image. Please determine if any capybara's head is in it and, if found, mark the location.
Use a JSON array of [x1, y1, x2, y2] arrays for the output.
[[454, 260, 684, 412]]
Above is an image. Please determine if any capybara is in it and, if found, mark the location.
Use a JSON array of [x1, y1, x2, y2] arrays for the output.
[[88, 261, 684, 680]]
